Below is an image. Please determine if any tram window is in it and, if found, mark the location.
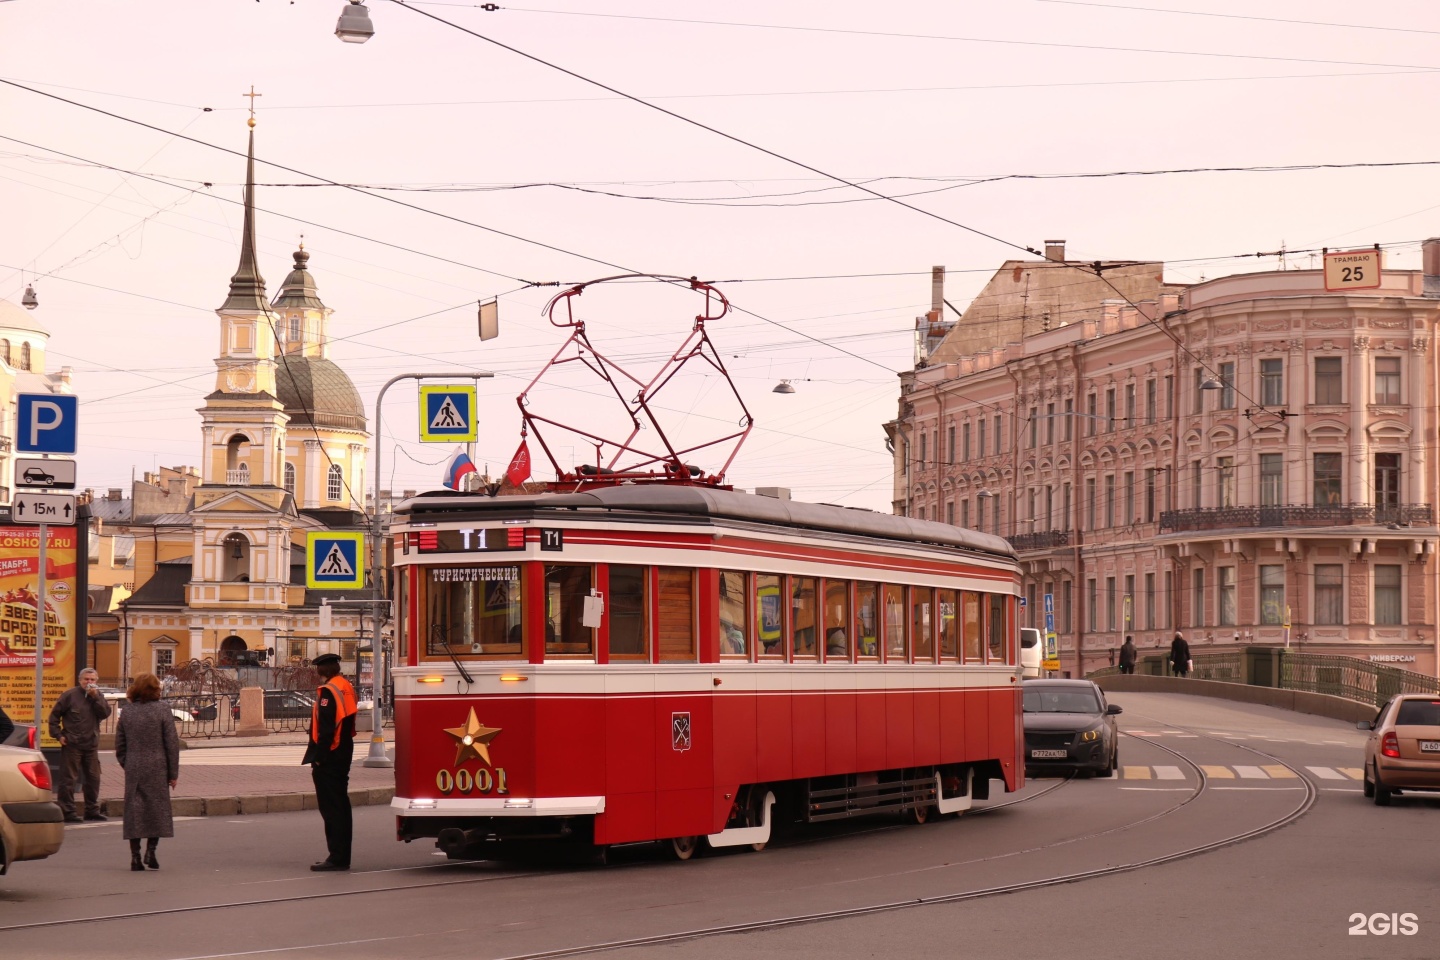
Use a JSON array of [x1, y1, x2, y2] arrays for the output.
[[424, 565, 522, 658], [823, 579, 850, 661], [911, 587, 935, 662], [396, 566, 410, 660], [883, 584, 906, 661], [719, 570, 749, 658], [792, 577, 818, 660], [756, 574, 783, 658], [937, 589, 958, 660], [962, 592, 982, 662], [658, 568, 696, 662], [545, 565, 594, 657], [855, 582, 879, 659], [989, 594, 1007, 662], [609, 565, 648, 659]]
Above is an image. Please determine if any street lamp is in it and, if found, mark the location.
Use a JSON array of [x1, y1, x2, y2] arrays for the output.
[[335, 1, 375, 43], [361, 372, 494, 768], [21, 284, 37, 310]]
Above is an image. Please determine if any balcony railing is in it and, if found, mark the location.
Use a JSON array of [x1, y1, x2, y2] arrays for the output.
[[1006, 529, 1071, 551], [1159, 503, 1434, 533], [225, 469, 250, 485]]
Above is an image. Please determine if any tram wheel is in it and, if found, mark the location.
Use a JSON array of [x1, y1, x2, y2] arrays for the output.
[[667, 835, 701, 861], [904, 803, 932, 825]]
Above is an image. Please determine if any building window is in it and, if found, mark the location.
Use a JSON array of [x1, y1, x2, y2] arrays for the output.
[[327, 463, 343, 501], [1192, 459, 1203, 509], [1315, 564, 1344, 625], [917, 506, 926, 521], [1260, 358, 1284, 407], [961, 423, 970, 461], [1046, 402, 1055, 445], [992, 495, 1001, 533], [1123, 471, 1135, 524], [1105, 388, 1116, 432], [1088, 578, 1097, 632], [1087, 393, 1097, 436], [1218, 567, 1236, 626], [1313, 453, 1342, 505], [1219, 362, 1236, 409], [960, 499, 969, 528], [1164, 571, 1173, 628], [20, 342, 31, 371], [1064, 398, 1073, 441], [283, 462, 296, 496], [1191, 568, 1207, 628], [1085, 477, 1096, 531], [1146, 379, 1157, 424], [0, 339, 9, 364], [1217, 457, 1235, 508], [1044, 485, 1054, 529], [994, 414, 1002, 452], [1029, 407, 1038, 448], [1163, 374, 1173, 418], [1105, 474, 1116, 527], [1106, 577, 1116, 631], [1374, 357, 1402, 405], [1260, 565, 1285, 625], [1375, 453, 1400, 510], [1062, 482, 1072, 530], [1260, 454, 1283, 506], [1125, 383, 1136, 426], [947, 426, 955, 464], [1145, 572, 1156, 630], [977, 419, 986, 457], [945, 501, 954, 525], [1124, 574, 1135, 630], [919, 433, 927, 467], [1192, 367, 1205, 414], [1144, 468, 1157, 523], [1315, 357, 1343, 404], [154, 647, 174, 675], [1026, 584, 1038, 629], [1374, 565, 1402, 626], [1062, 580, 1072, 634]]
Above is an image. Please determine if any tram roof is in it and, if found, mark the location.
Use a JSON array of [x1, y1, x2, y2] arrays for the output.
[[398, 485, 1016, 561]]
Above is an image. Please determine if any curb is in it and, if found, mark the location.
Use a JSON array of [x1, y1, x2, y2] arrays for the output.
[[100, 786, 394, 819]]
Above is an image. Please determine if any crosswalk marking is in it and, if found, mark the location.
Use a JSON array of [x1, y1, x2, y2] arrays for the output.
[[1154, 765, 1186, 780], [1122, 766, 1152, 779], [1233, 765, 1270, 778], [1261, 765, 1297, 779], [1201, 765, 1235, 778], [1336, 767, 1364, 780], [1102, 764, 1360, 782], [1307, 766, 1346, 780]]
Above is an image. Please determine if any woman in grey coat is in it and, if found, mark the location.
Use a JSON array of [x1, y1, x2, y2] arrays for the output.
[[115, 672, 180, 870]]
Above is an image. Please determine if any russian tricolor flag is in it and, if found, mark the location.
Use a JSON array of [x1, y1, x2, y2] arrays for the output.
[[441, 446, 478, 491]]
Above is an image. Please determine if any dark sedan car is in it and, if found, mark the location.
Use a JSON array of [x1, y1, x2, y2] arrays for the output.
[[1023, 679, 1121, 777]]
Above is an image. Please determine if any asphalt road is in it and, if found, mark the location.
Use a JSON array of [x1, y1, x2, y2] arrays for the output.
[[2, 692, 1436, 960]]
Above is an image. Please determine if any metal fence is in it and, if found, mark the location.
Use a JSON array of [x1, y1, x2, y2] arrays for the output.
[[1189, 653, 1243, 683], [1280, 653, 1440, 708]]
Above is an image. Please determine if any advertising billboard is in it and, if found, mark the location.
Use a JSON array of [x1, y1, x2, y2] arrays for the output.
[[0, 524, 80, 746]]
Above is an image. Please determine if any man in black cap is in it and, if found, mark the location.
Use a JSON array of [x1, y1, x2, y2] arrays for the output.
[[302, 653, 358, 871]]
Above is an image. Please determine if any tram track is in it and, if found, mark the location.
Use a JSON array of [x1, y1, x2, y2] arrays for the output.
[[0, 725, 1315, 947]]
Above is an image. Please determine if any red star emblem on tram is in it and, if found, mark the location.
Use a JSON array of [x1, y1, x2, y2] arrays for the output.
[[443, 708, 502, 767]]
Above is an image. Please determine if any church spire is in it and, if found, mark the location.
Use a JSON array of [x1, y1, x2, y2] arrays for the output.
[[220, 122, 267, 312]]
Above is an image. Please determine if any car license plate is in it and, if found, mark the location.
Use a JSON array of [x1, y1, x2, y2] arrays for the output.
[[1030, 749, 1068, 759], [1420, 741, 1440, 752]]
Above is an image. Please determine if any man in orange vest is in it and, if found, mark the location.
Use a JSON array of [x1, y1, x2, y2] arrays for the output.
[[302, 653, 358, 871]]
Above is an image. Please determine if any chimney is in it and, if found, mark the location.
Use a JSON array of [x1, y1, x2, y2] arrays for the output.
[[1424, 238, 1440, 298], [1044, 240, 1066, 262], [107, 488, 122, 501], [931, 265, 945, 315]]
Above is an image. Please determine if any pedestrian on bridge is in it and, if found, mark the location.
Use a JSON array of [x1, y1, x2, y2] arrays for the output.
[[1169, 632, 1191, 678], [303, 652, 358, 872], [48, 666, 111, 823], [115, 672, 180, 871], [1119, 636, 1137, 675]]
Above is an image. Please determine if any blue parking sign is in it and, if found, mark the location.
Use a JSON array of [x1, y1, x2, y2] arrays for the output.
[[17, 393, 78, 454]]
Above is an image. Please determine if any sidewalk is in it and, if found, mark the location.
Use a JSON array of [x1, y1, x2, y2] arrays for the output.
[[86, 733, 397, 819]]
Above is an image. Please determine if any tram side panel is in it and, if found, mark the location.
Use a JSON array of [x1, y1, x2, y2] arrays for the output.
[[603, 684, 657, 843], [855, 686, 888, 771], [913, 685, 941, 762], [651, 691, 716, 844], [885, 687, 916, 769], [823, 678, 858, 773], [992, 686, 1022, 791]]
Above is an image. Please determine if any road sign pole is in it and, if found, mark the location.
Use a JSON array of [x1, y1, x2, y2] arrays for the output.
[[32, 523, 46, 735]]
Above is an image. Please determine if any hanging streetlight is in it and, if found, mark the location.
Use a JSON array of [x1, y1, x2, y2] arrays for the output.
[[21, 284, 38, 310], [772, 380, 796, 394], [335, 1, 375, 43]]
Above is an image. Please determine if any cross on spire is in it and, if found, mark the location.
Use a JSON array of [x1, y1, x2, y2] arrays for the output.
[[244, 85, 262, 128]]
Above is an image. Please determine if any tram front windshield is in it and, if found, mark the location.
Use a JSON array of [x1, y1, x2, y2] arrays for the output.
[[426, 565, 523, 656]]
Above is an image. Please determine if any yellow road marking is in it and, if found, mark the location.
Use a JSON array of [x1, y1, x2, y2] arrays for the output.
[[1261, 765, 1298, 778], [1200, 765, 1235, 778], [1122, 766, 1151, 779]]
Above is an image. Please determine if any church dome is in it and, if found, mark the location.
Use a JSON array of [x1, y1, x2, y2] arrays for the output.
[[271, 246, 326, 310], [0, 298, 49, 336], [274, 356, 366, 431]]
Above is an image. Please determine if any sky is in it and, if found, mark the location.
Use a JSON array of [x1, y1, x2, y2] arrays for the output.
[[4, 0, 1440, 511]]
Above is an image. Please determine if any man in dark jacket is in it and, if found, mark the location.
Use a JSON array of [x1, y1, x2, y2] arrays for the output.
[[1119, 635, 1138, 675], [1169, 632, 1192, 678], [302, 653, 358, 871], [48, 667, 112, 822]]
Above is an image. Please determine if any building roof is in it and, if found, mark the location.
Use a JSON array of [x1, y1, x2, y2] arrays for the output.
[[271, 246, 326, 310], [220, 129, 268, 313], [123, 561, 191, 608], [0, 298, 49, 336], [274, 356, 366, 431], [89, 497, 133, 523]]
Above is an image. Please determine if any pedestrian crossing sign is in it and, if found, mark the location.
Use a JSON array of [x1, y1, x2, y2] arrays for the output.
[[419, 385, 477, 442], [306, 532, 365, 589]]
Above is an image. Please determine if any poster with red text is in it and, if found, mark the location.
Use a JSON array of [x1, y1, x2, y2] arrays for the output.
[[0, 524, 78, 746]]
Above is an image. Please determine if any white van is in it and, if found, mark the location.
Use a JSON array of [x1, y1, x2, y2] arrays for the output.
[[1019, 627, 1042, 679]]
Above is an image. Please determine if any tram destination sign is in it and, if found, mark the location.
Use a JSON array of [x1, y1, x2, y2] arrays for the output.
[[409, 527, 525, 554]]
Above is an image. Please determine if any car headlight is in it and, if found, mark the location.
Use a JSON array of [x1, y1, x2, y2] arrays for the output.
[[1080, 726, 1101, 742]]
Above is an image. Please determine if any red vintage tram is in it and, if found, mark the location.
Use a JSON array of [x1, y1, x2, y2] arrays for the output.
[[389, 484, 1024, 859]]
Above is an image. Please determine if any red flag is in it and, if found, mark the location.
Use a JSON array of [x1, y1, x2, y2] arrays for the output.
[[505, 440, 531, 487]]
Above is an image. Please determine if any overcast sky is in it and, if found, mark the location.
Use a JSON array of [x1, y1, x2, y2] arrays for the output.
[[3, 0, 1439, 510]]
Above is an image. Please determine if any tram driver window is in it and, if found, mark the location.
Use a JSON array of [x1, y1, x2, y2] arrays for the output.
[[545, 565, 594, 657], [823, 579, 850, 661], [855, 582, 879, 659], [911, 587, 934, 662], [883, 584, 906, 661], [755, 574, 783, 658], [989, 594, 1007, 663], [962, 591, 982, 663], [609, 565, 648, 659], [425, 565, 523, 658], [792, 577, 818, 660], [719, 570, 749, 658]]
